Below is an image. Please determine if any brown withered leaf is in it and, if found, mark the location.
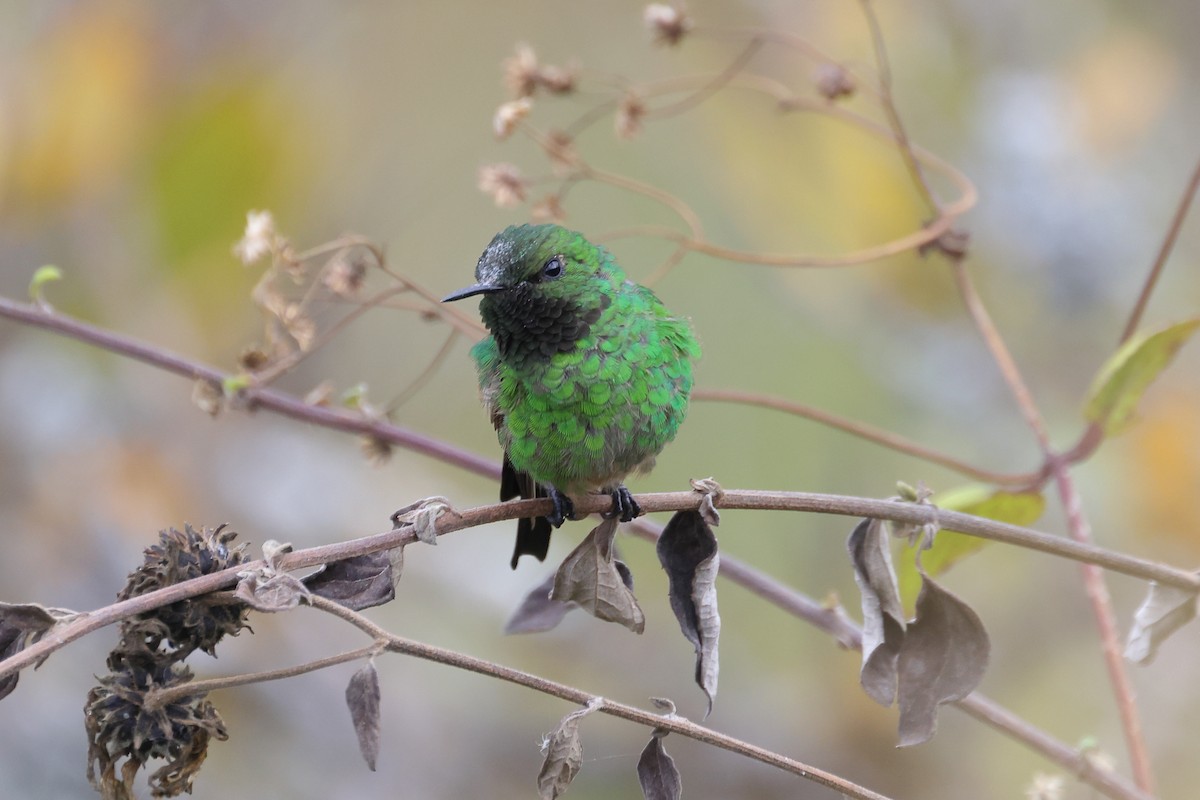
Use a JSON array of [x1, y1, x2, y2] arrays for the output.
[[550, 517, 644, 633], [345, 662, 382, 771], [896, 574, 990, 747], [1125, 581, 1198, 665], [656, 510, 721, 715], [304, 550, 401, 612], [0, 602, 78, 701], [234, 571, 311, 612], [848, 518, 907, 706], [537, 703, 598, 799], [637, 731, 682, 800], [506, 573, 573, 635]]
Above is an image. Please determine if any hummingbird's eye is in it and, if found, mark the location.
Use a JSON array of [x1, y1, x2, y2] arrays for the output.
[[541, 256, 564, 280]]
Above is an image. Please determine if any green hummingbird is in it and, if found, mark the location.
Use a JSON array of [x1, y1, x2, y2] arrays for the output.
[[444, 223, 700, 568]]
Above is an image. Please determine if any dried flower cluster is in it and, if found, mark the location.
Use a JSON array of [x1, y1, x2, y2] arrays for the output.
[[502, 44, 577, 99], [644, 3, 691, 46], [478, 163, 529, 208], [85, 524, 250, 798], [813, 62, 856, 102]]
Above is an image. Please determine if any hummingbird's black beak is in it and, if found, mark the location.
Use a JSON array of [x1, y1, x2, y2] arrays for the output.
[[442, 283, 503, 303]]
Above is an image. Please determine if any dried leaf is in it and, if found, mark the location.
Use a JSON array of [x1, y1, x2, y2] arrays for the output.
[[390, 496, 457, 545], [656, 510, 720, 715], [637, 733, 682, 800], [191, 379, 223, 417], [897, 487, 1045, 609], [345, 662, 382, 771], [897, 574, 990, 747], [0, 602, 77, 701], [1084, 317, 1200, 435], [303, 550, 401, 612], [1125, 581, 1198, 665], [550, 517, 645, 633], [538, 703, 598, 799], [847, 518, 906, 705], [505, 572, 574, 634], [233, 570, 310, 612]]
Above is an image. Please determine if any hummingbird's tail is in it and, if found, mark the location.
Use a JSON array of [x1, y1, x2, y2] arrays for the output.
[[511, 514, 553, 569], [501, 456, 554, 568]]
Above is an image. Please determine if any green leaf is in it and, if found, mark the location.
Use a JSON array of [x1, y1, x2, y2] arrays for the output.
[[28, 265, 63, 303], [898, 486, 1045, 609], [221, 374, 251, 395], [1084, 318, 1200, 436]]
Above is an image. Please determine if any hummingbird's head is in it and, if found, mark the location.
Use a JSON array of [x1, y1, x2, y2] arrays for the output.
[[443, 224, 620, 359]]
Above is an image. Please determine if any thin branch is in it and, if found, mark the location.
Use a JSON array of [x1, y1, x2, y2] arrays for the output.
[[302, 596, 896, 800], [253, 282, 411, 386], [954, 694, 1153, 800], [856, 0, 939, 211], [0, 296, 1182, 799], [1054, 467, 1156, 794], [621, 518, 1153, 800], [644, 36, 764, 119], [949, 260, 1054, 451], [0, 297, 498, 479], [6, 485, 1196, 684], [1120, 154, 1200, 343], [149, 643, 379, 708], [693, 387, 1040, 486]]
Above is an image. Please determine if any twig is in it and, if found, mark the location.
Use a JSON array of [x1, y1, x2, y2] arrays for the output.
[[949, 261, 1053, 451], [1120, 155, 1200, 343], [622, 518, 1153, 800], [5, 486, 1196, 684], [1055, 467, 1156, 794], [693, 387, 1039, 486], [148, 644, 379, 708], [856, 0, 939, 211], [0, 297, 497, 479], [304, 596, 896, 800], [949, 257, 1156, 793]]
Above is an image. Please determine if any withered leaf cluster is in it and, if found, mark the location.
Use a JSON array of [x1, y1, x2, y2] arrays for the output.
[[848, 517, 990, 747]]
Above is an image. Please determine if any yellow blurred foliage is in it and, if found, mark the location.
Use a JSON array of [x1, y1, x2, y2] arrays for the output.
[[1067, 29, 1179, 157], [1128, 390, 1200, 549], [3, 4, 154, 211]]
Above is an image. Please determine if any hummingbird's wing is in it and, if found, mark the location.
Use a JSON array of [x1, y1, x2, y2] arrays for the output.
[[473, 334, 553, 568], [501, 454, 553, 568]]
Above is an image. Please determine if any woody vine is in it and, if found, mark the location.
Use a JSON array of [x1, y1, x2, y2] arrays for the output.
[[2, 4, 1198, 800]]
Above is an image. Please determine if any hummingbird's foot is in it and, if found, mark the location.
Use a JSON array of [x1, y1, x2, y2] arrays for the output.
[[545, 486, 575, 528], [604, 485, 642, 523]]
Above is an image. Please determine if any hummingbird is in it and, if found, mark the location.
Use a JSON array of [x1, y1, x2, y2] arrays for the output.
[[444, 224, 700, 568]]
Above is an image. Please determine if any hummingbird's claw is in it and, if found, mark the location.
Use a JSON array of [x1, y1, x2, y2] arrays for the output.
[[545, 486, 575, 528], [604, 485, 642, 523]]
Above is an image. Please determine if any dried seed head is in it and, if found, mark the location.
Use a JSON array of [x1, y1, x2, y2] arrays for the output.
[[478, 163, 529, 208], [544, 129, 579, 173], [232, 210, 279, 266], [531, 194, 566, 223], [86, 662, 227, 798], [191, 379, 223, 417], [537, 62, 577, 94], [493, 97, 533, 140], [615, 93, 647, 139], [322, 250, 369, 297], [504, 43, 540, 98], [1023, 773, 1065, 800], [238, 346, 270, 372], [814, 63, 857, 101], [113, 524, 250, 664], [361, 435, 393, 466], [644, 4, 691, 46]]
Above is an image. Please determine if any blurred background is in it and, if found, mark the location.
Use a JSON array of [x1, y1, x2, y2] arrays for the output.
[[1, 1, 1198, 798]]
